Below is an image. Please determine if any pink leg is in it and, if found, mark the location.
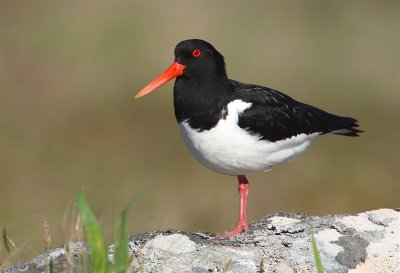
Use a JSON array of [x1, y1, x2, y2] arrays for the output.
[[218, 175, 249, 237]]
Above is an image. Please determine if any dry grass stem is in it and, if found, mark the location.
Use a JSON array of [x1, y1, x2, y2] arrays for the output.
[[2, 228, 16, 254], [43, 219, 51, 251]]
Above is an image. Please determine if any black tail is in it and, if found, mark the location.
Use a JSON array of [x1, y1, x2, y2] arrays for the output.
[[331, 116, 363, 137]]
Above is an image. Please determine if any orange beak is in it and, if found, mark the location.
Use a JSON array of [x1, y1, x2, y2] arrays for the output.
[[134, 61, 186, 99]]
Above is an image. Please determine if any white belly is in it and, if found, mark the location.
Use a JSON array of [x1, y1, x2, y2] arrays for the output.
[[178, 100, 320, 175]]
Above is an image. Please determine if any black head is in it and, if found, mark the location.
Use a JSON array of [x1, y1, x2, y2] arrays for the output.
[[174, 39, 227, 80], [135, 39, 227, 99]]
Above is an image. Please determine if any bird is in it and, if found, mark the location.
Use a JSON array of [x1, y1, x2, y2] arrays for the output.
[[134, 39, 361, 237]]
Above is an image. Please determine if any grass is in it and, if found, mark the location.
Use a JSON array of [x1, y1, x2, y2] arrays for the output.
[[0, 188, 141, 272], [76, 189, 109, 273], [76, 188, 141, 273], [311, 231, 325, 273], [112, 195, 141, 273]]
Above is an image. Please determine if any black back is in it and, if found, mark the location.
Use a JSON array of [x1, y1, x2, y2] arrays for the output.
[[231, 81, 361, 141]]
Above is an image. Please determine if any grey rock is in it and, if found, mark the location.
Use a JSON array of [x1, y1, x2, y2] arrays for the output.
[[4, 209, 399, 273]]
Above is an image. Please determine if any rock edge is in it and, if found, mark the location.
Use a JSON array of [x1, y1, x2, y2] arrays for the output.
[[5, 209, 399, 273]]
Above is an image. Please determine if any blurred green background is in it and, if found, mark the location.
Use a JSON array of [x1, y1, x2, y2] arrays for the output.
[[1, 0, 398, 262]]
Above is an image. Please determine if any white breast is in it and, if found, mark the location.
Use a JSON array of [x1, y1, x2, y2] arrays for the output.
[[178, 100, 320, 175]]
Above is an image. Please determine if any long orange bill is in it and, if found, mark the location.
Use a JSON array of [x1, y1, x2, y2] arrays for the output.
[[134, 61, 186, 99]]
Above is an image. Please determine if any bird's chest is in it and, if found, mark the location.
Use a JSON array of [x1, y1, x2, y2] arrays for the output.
[[178, 120, 251, 175]]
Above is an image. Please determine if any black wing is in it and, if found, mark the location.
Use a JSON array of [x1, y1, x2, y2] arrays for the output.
[[231, 80, 362, 142]]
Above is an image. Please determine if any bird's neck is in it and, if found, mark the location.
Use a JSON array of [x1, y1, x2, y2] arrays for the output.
[[173, 77, 234, 131]]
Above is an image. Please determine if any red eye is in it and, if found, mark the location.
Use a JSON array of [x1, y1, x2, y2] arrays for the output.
[[192, 49, 201, 57]]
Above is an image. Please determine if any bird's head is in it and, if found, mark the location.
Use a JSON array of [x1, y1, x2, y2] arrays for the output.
[[135, 39, 226, 99]]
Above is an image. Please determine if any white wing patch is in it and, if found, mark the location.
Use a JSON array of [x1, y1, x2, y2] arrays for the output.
[[179, 100, 320, 175]]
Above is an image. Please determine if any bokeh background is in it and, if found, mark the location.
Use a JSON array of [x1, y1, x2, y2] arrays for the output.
[[1, 0, 398, 263]]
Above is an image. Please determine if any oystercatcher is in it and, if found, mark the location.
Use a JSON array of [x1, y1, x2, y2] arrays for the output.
[[135, 39, 361, 237]]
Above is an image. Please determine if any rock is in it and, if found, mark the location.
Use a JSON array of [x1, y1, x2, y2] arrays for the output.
[[4, 209, 399, 273]]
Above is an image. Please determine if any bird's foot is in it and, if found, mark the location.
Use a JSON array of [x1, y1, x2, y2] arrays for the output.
[[216, 221, 248, 238]]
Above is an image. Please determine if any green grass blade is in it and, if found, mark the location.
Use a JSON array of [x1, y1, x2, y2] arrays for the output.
[[77, 188, 109, 273], [311, 231, 324, 273], [113, 194, 142, 273]]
